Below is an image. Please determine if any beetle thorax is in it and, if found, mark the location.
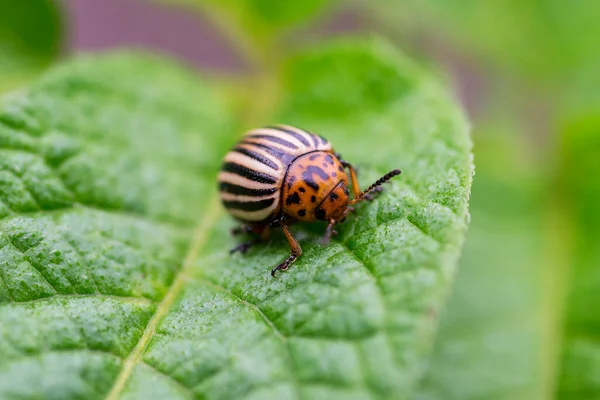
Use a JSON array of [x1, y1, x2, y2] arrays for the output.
[[281, 151, 350, 222]]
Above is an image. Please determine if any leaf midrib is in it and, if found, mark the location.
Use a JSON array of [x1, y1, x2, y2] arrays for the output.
[[105, 195, 222, 400]]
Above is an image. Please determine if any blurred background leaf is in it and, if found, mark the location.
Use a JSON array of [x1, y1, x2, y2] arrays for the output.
[[153, 0, 340, 67], [415, 132, 547, 400], [370, 0, 600, 81], [0, 0, 63, 92], [556, 104, 600, 398]]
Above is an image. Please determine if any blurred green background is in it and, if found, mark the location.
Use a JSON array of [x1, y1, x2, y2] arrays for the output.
[[1, 0, 599, 398]]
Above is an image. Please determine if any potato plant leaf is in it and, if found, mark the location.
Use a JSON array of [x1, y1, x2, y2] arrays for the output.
[[0, 37, 472, 400]]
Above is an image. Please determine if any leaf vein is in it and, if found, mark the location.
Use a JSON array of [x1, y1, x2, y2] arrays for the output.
[[137, 361, 196, 400], [334, 240, 404, 373], [2, 237, 58, 294], [0, 147, 192, 228], [55, 231, 102, 295], [198, 277, 303, 400], [104, 196, 222, 400], [0, 268, 15, 302]]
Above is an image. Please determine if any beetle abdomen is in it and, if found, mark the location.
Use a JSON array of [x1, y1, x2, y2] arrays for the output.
[[218, 125, 332, 222]]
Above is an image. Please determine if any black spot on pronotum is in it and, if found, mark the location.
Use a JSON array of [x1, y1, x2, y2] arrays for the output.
[[302, 166, 328, 191], [311, 195, 316, 203], [343, 186, 350, 196], [305, 179, 319, 191], [322, 162, 329, 169], [305, 166, 329, 180], [298, 209, 306, 217], [325, 154, 335, 165], [331, 192, 339, 200], [338, 166, 344, 173], [286, 192, 301, 205], [332, 172, 337, 177], [315, 208, 326, 220], [309, 153, 320, 161], [299, 187, 306, 193]]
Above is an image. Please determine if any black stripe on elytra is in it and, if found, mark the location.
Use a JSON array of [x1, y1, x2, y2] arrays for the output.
[[219, 181, 278, 197], [233, 146, 279, 170], [269, 126, 311, 147], [318, 135, 328, 145], [310, 132, 320, 147], [249, 134, 298, 149], [245, 141, 296, 165], [223, 197, 275, 212], [222, 162, 277, 184]]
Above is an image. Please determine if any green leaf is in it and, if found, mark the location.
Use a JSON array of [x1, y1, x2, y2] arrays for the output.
[[0, 37, 472, 400], [0, 0, 63, 92], [414, 133, 547, 400]]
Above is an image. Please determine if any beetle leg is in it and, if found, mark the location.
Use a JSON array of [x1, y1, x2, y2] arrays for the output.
[[230, 225, 270, 254], [321, 219, 338, 246], [231, 225, 254, 236], [271, 221, 302, 277], [230, 238, 259, 254], [335, 152, 361, 198]]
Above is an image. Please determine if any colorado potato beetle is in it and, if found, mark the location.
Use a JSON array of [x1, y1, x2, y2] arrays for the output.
[[218, 125, 401, 277]]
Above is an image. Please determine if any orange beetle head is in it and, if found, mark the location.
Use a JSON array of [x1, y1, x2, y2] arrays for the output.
[[315, 181, 350, 223]]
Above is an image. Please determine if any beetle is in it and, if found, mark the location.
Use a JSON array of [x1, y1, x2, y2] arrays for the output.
[[218, 124, 401, 277]]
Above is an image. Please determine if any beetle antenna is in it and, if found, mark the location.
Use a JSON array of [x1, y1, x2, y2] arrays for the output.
[[349, 169, 401, 205]]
